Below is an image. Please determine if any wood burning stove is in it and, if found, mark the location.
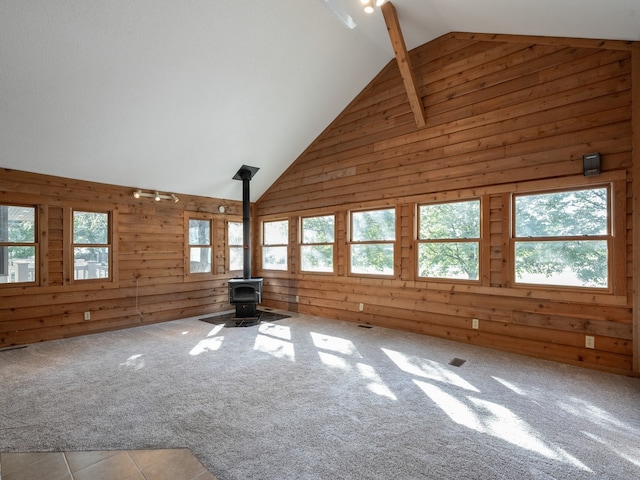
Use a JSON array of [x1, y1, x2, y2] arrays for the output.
[[228, 165, 262, 325], [228, 277, 263, 318]]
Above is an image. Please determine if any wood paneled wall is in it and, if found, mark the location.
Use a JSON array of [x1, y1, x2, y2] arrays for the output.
[[0, 169, 242, 346], [256, 33, 638, 375]]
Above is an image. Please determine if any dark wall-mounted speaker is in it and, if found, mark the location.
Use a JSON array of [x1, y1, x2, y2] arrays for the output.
[[583, 153, 601, 176]]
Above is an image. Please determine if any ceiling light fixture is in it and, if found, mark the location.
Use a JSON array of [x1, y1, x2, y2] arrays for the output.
[[362, 0, 386, 13], [132, 189, 179, 203]]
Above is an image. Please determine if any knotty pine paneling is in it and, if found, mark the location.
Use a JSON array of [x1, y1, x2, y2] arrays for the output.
[[0, 168, 242, 347], [257, 33, 637, 375]]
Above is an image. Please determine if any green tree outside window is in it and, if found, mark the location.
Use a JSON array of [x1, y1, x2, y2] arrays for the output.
[[418, 200, 480, 280], [514, 187, 609, 288], [350, 209, 395, 275], [301, 215, 334, 272]]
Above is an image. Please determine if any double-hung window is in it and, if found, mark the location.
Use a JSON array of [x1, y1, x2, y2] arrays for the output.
[[0, 205, 37, 284], [188, 216, 213, 274], [262, 220, 288, 271], [228, 221, 244, 272], [73, 210, 111, 280], [301, 215, 335, 273], [417, 199, 480, 281], [350, 208, 395, 275], [513, 186, 610, 289]]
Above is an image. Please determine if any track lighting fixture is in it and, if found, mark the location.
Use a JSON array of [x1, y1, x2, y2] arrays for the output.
[[361, 0, 385, 13], [132, 189, 179, 203], [362, 0, 373, 13]]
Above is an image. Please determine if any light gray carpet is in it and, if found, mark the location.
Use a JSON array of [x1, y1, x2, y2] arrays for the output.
[[1, 312, 639, 479]]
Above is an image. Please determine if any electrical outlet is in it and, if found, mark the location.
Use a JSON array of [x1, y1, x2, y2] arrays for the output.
[[359, 303, 364, 312], [585, 336, 595, 349], [295, 295, 299, 303], [84, 311, 91, 321], [472, 318, 479, 329]]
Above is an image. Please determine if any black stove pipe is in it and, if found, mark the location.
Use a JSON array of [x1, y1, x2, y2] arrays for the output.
[[229, 165, 262, 324], [233, 165, 259, 279], [239, 168, 252, 279]]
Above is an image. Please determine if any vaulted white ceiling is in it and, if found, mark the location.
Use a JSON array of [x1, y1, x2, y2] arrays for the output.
[[1, 1, 639, 201]]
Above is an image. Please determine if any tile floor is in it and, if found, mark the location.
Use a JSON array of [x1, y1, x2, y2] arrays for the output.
[[0, 448, 217, 480]]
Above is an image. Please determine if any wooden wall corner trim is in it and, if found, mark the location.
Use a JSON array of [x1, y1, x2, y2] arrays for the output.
[[632, 44, 640, 374]]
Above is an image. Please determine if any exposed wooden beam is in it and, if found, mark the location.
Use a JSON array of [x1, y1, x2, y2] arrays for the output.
[[632, 44, 640, 374], [381, 1, 426, 128]]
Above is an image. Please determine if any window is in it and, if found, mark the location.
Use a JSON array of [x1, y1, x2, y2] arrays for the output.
[[0, 205, 37, 284], [262, 220, 288, 270], [188, 217, 212, 274], [350, 208, 395, 275], [513, 186, 610, 288], [228, 221, 243, 272], [417, 199, 480, 280], [301, 215, 335, 273], [73, 210, 110, 280]]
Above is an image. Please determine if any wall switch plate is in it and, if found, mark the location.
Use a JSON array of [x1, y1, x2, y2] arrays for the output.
[[585, 336, 595, 349], [472, 318, 479, 329], [84, 311, 91, 320]]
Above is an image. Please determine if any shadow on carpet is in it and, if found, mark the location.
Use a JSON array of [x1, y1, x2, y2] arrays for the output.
[[200, 309, 290, 327]]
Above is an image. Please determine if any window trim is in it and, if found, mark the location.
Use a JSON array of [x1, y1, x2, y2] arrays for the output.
[[184, 212, 215, 279], [416, 198, 482, 283], [227, 218, 244, 273], [510, 183, 614, 292], [348, 207, 397, 278], [69, 208, 114, 284], [261, 218, 289, 272], [0, 203, 39, 286], [299, 213, 336, 274]]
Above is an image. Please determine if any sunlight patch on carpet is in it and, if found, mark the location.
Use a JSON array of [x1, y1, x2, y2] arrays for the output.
[[190, 336, 225, 356], [382, 348, 479, 392], [415, 380, 593, 472], [311, 332, 362, 357], [254, 334, 295, 361], [357, 362, 397, 400]]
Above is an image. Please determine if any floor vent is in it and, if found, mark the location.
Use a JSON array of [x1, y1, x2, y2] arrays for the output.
[[358, 324, 373, 329], [449, 357, 466, 367]]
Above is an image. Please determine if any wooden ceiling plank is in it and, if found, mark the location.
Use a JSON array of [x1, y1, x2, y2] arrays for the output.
[[381, 2, 427, 128]]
